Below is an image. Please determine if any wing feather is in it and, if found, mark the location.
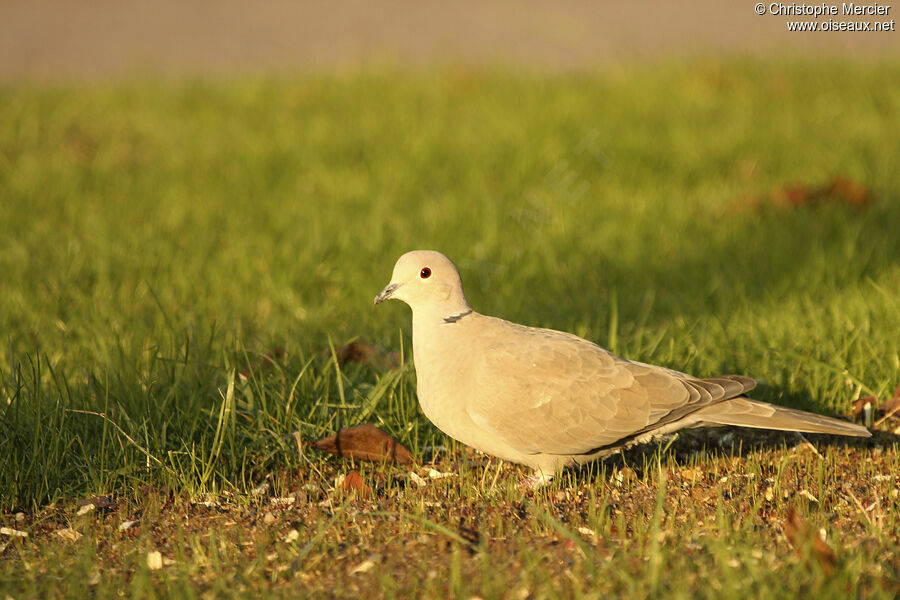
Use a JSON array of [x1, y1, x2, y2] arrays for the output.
[[465, 318, 756, 455]]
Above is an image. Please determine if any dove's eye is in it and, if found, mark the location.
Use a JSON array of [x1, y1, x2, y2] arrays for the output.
[[420, 267, 432, 279]]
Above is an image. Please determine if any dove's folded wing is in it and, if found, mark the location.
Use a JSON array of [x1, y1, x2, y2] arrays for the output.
[[465, 320, 755, 456]]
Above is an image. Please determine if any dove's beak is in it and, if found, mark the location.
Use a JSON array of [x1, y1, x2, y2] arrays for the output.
[[374, 283, 400, 306]]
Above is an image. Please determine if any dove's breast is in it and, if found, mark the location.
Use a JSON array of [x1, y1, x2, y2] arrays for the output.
[[410, 312, 530, 462], [412, 315, 478, 433]]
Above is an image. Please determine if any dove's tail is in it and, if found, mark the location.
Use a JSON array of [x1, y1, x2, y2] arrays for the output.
[[691, 397, 871, 437]]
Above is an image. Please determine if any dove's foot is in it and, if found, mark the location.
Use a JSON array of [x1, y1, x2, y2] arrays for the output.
[[518, 471, 554, 490]]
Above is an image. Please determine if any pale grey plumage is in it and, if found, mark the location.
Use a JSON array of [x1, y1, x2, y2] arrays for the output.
[[374, 250, 870, 482]]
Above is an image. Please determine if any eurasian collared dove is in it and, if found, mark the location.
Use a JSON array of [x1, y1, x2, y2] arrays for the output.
[[374, 250, 870, 487]]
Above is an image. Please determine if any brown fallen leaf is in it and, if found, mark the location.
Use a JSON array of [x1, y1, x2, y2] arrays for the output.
[[850, 395, 879, 418], [883, 383, 900, 408], [314, 423, 413, 464], [820, 176, 870, 209], [881, 391, 900, 413], [875, 393, 900, 428], [240, 347, 285, 379], [340, 471, 373, 497], [738, 176, 872, 213], [780, 184, 816, 208], [335, 340, 400, 371], [849, 383, 900, 428], [783, 507, 837, 575]]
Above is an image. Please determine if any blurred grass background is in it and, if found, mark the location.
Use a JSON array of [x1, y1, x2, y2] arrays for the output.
[[1, 60, 899, 511]]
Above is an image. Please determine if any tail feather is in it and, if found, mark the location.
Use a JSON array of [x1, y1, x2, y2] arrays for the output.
[[692, 397, 870, 438]]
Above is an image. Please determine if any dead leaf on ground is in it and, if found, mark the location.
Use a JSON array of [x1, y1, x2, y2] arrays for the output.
[[314, 423, 413, 464], [240, 347, 285, 379], [339, 471, 373, 498], [783, 508, 837, 575], [335, 340, 400, 371], [879, 395, 900, 421], [737, 176, 872, 213], [820, 176, 869, 208], [848, 383, 900, 428], [883, 383, 900, 413], [850, 395, 879, 418]]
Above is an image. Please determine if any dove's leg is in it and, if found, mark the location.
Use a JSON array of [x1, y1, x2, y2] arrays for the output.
[[518, 470, 554, 490]]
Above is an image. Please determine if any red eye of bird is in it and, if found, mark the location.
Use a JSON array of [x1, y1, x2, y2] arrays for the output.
[[420, 267, 432, 279]]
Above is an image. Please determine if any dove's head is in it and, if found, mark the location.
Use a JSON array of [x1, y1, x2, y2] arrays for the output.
[[374, 250, 469, 314]]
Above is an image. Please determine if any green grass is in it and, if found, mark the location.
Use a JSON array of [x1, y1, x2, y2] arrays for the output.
[[1, 59, 899, 597]]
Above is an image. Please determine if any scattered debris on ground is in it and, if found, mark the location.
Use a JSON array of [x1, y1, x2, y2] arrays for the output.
[[2, 430, 896, 596]]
